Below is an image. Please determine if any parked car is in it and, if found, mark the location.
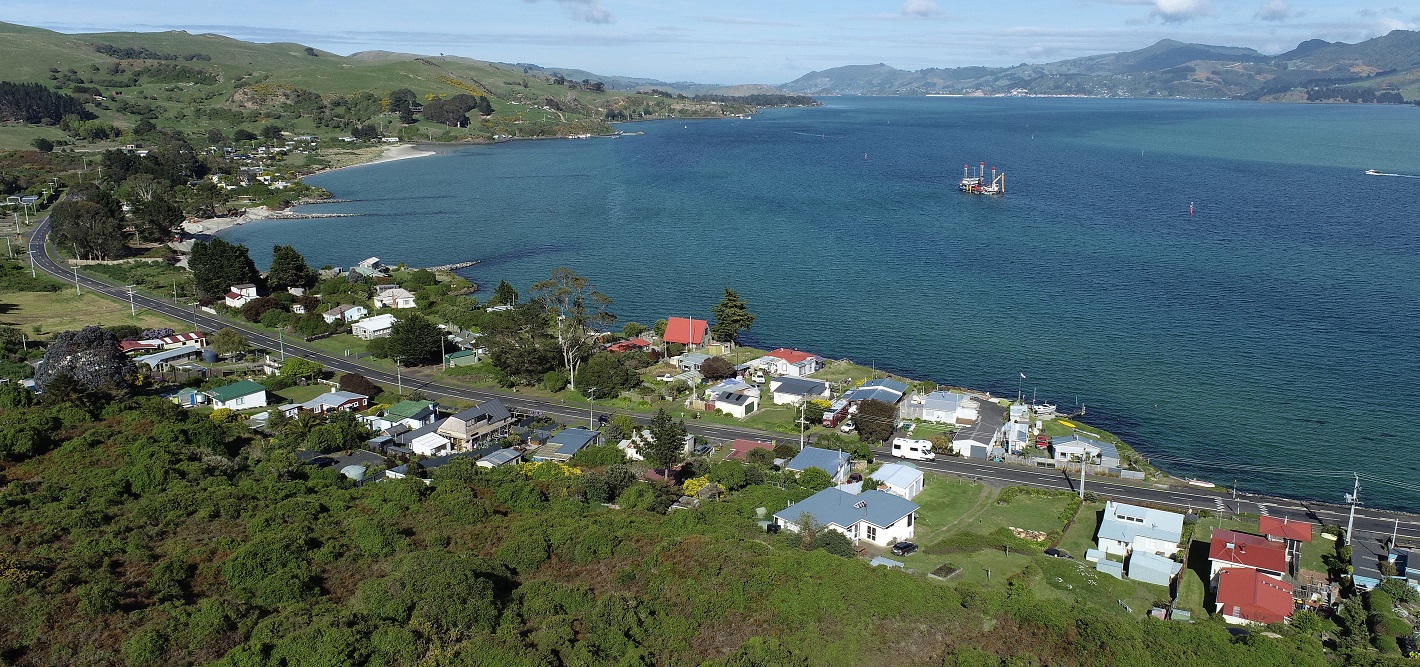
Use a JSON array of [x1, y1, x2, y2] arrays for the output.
[[1044, 547, 1072, 559], [309, 456, 338, 468], [692, 444, 713, 457], [656, 373, 675, 382], [848, 472, 863, 483], [890, 542, 919, 556], [839, 419, 855, 434]]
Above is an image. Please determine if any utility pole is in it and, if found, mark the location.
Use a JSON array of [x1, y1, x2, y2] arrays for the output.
[[1345, 473, 1360, 546], [587, 388, 597, 429], [799, 399, 807, 450], [173, 278, 178, 304], [278, 331, 285, 361], [1079, 459, 1086, 500], [441, 335, 447, 371], [127, 285, 136, 316], [73, 266, 81, 295], [395, 358, 403, 397], [29, 245, 36, 278]]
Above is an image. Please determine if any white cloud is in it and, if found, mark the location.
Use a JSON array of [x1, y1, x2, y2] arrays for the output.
[[525, 0, 614, 24], [1151, 0, 1213, 23], [1254, 0, 1291, 21], [901, 0, 942, 18]]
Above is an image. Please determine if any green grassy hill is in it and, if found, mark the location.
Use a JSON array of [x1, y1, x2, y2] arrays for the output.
[[0, 22, 791, 151]]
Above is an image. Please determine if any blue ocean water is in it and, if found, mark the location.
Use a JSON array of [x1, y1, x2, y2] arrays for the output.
[[222, 97, 1420, 509]]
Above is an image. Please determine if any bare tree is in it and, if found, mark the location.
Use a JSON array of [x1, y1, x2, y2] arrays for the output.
[[531, 267, 613, 391]]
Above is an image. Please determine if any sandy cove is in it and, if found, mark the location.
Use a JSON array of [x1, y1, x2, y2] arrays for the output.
[[178, 144, 441, 236]]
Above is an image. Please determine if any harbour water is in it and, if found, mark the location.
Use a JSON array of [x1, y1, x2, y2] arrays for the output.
[[222, 97, 1420, 509]]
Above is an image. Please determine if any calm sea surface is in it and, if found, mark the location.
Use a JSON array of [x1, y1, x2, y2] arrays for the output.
[[222, 97, 1420, 509]]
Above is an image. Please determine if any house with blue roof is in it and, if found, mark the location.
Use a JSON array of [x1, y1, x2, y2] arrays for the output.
[[843, 378, 909, 405], [785, 446, 852, 483], [774, 488, 918, 547], [1097, 501, 1185, 558], [531, 427, 601, 462]]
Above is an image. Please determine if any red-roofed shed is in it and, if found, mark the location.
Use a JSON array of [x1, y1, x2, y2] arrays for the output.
[[1209, 529, 1287, 579], [1215, 568, 1294, 625], [663, 317, 709, 346], [606, 337, 651, 353]]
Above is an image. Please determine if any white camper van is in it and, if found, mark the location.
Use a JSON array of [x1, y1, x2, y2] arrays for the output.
[[891, 437, 936, 461]]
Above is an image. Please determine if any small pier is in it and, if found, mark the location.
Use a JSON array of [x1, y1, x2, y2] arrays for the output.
[[425, 260, 480, 272]]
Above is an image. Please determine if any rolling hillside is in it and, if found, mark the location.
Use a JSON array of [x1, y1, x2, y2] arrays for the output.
[[0, 22, 804, 151], [779, 32, 1420, 101]]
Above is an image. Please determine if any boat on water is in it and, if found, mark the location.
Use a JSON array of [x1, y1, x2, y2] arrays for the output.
[[1366, 169, 1382, 175], [959, 161, 1005, 195]]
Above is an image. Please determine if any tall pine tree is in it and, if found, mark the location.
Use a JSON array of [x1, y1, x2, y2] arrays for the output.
[[641, 408, 687, 474], [710, 288, 755, 348], [189, 238, 258, 299], [267, 245, 316, 291]]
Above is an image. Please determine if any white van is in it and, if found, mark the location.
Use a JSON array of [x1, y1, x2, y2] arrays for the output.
[[892, 437, 936, 461]]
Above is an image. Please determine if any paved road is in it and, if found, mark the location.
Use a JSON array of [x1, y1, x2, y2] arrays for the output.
[[25, 215, 1420, 550]]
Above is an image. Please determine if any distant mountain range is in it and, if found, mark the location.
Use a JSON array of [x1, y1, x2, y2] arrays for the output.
[[780, 31, 1420, 102]]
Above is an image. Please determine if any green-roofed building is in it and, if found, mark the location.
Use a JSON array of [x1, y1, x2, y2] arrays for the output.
[[444, 349, 482, 368], [386, 399, 438, 423], [204, 380, 268, 410]]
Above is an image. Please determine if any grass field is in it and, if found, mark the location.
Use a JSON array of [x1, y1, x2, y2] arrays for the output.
[[275, 384, 329, 405], [0, 289, 185, 338]]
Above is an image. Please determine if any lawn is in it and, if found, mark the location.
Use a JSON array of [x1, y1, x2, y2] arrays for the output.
[[911, 475, 993, 545], [276, 384, 330, 405], [807, 359, 894, 387], [0, 289, 186, 338]]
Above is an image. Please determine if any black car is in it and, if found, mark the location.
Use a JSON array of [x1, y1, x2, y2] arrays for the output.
[[308, 456, 338, 468], [692, 445, 714, 457], [890, 542, 918, 556], [1044, 547, 1072, 559]]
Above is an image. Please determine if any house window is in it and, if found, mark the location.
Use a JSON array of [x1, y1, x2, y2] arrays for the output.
[[907, 513, 913, 527], [866, 525, 877, 541]]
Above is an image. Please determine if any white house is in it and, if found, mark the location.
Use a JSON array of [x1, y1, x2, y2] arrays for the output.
[[224, 284, 259, 308], [323, 304, 368, 324], [360, 399, 439, 432], [1096, 501, 1185, 558], [374, 285, 418, 309], [769, 376, 831, 405], [774, 488, 918, 547], [916, 391, 979, 425], [352, 314, 398, 340], [203, 380, 268, 411], [871, 462, 925, 500], [1052, 434, 1121, 468], [714, 392, 758, 418], [761, 348, 823, 377]]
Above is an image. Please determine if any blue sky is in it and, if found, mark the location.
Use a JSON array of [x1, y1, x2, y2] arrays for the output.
[[13, 0, 1418, 83]]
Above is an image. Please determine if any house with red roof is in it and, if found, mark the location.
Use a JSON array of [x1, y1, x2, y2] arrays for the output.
[[224, 284, 259, 308], [727, 439, 775, 461], [763, 348, 823, 377], [1209, 529, 1287, 581], [1215, 568, 1295, 626], [606, 337, 651, 353], [662, 317, 709, 348]]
